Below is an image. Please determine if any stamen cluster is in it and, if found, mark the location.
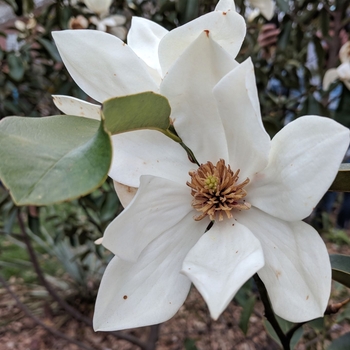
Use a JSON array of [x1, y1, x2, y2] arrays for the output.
[[187, 159, 251, 221]]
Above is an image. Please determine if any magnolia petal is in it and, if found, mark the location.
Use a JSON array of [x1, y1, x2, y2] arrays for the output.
[[182, 219, 264, 320], [52, 95, 101, 120], [236, 208, 331, 322], [337, 62, 350, 81], [94, 237, 103, 245], [248, 116, 350, 221], [158, 8, 245, 74], [215, 0, 236, 11], [323, 68, 339, 91], [52, 30, 158, 103], [84, 0, 112, 16], [112, 14, 126, 26], [94, 214, 205, 331], [109, 26, 127, 41], [249, 0, 274, 20], [103, 175, 206, 262], [339, 42, 350, 63], [113, 180, 137, 208], [109, 129, 194, 188], [127, 17, 168, 76], [161, 32, 238, 164], [213, 58, 270, 180], [96, 22, 107, 32]]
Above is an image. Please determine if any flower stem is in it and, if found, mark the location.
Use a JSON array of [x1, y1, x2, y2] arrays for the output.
[[253, 274, 291, 350]]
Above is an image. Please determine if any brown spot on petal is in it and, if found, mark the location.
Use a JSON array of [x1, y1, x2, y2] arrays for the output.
[[204, 30, 209, 37], [306, 295, 309, 300], [275, 270, 282, 279], [123, 295, 128, 300], [223, 11, 227, 15]]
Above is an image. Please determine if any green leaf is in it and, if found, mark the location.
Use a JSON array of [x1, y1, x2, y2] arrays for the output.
[[36, 37, 62, 62], [277, 21, 292, 51], [184, 338, 198, 350], [334, 84, 350, 128], [330, 254, 350, 288], [330, 164, 350, 192], [102, 92, 171, 135], [0, 116, 112, 206], [7, 53, 25, 82], [238, 295, 255, 334], [328, 332, 350, 350], [275, 0, 289, 13]]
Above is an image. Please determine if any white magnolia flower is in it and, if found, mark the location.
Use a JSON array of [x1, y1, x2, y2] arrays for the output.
[[248, 0, 274, 20], [93, 57, 349, 331], [84, 0, 112, 17], [89, 14, 127, 40], [68, 15, 89, 30], [51, 1, 349, 331], [323, 42, 350, 91]]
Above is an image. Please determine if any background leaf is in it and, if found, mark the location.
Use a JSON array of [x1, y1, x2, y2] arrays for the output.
[[0, 115, 112, 205], [330, 254, 350, 288], [330, 164, 350, 192], [328, 332, 350, 350]]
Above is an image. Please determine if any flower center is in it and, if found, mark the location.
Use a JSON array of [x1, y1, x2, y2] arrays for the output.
[[187, 159, 251, 221]]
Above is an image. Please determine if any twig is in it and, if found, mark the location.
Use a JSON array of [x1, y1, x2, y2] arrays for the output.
[[0, 274, 95, 350], [145, 324, 160, 350], [253, 274, 291, 350], [325, 298, 350, 315]]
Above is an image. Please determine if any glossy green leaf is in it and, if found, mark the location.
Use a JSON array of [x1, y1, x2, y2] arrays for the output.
[[330, 164, 350, 192], [330, 254, 350, 288], [102, 92, 171, 135], [328, 332, 350, 350], [0, 116, 112, 206]]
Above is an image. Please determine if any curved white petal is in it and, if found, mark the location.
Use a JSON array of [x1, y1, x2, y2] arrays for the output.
[[337, 62, 350, 81], [52, 95, 101, 120], [112, 14, 126, 26], [100, 17, 118, 27], [103, 175, 207, 262], [249, 0, 274, 20], [323, 68, 339, 91], [339, 42, 350, 63], [182, 219, 264, 320], [109, 129, 194, 187], [215, 0, 236, 11], [94, 214, 205, 331], [52, 30, 158, 103], [236, 208, 331, 323], [213, 58, 270, 180], [113, 180, 137, 208], [161, 32, 237, 164], [127, 17, 168, 77], [84, 0, 112, 16], [248, 116, 350, 221], [158, 8, 245, 74]]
